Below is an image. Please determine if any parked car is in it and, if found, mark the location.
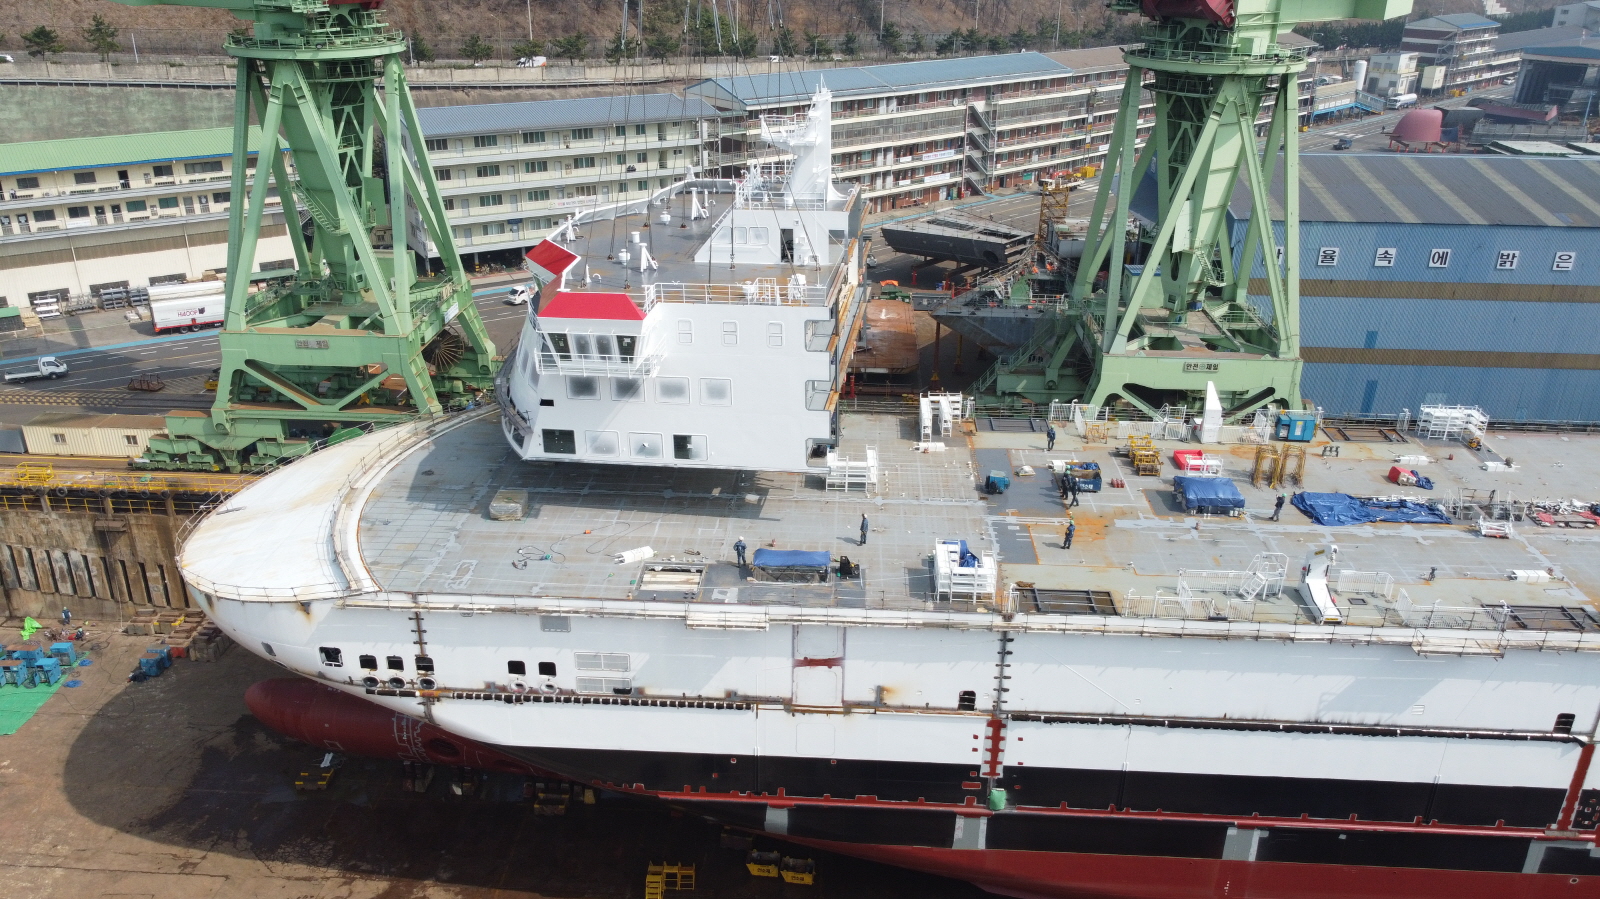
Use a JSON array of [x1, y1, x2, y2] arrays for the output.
[[1332, 138, 1354, 150], [505, 285, 534, 305]]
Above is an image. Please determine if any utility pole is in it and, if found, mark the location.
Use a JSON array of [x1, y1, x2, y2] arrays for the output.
[[880, 0, 885, 37], [1055, 0, 1062, 47], [526, 0, 534, 40]]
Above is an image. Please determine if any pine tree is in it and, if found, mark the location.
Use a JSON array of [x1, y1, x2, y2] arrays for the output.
[[22, 26, 66, 59], [460, 34, 494, 64], [410, 33, 435, 63], [512, 38, 545, 60], [81, 14, 121, 62]]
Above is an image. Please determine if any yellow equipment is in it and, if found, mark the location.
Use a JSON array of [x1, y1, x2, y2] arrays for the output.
[[780, 856, 816, 885], [644, 863, 696, 899], [746, 850, 781, 877], [1127, 436, 1161, 476]]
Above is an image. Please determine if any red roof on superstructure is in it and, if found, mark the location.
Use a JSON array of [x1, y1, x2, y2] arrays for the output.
[[539, 291, 646, 321], [524, 240, 579, 279]]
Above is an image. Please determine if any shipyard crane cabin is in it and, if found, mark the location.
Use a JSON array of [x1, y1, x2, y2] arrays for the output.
[[102, 0, 497, 470], [993, 0, 1410, 420]]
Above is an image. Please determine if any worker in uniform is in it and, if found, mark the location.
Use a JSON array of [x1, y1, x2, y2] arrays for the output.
[[734, 537, 747, 568], [1046, 423, 1057, 451], [1271, 493, 1286, 522], [859, 514, 869, 546], [1063, 520, 1076, 550]]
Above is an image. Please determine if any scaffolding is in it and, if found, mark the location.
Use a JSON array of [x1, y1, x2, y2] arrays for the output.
[[1418, 405, 1488, 442], [934, 540, 997, 604], [1251, 444, 1306, 488], [1127, 435, 1161, 476], [825, 447, 879, 491], [919, 392, 963, 442]]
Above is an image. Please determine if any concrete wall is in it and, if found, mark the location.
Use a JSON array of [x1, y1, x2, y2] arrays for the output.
[[0, 85, 235, 143], [0, 501, 191, 621]]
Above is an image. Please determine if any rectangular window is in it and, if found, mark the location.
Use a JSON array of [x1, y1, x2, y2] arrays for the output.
[[15, 176, 39, 189], [611, 377, 643, 401], [508, 660, 527, 675], [574, 652, 630, 671], [74, 171, 96, 185], [575, 676, 632, 695], [750, 226, 769, 243], [574, 185, 596, 197], [158, 197, 179, 210], [700, 378, 732, 405], [676, 320, 692, 344], [473, 135, 499, 148], [542, 429, 577, 454], [528, 189, 550, 202], [52, 433, 66, 444], [573, 156, 596, 169], [482, 223, 506, 236], [617, 182, 628, 193], [585, 431, 619, 455], [636, 152, 648, 163], [673, 434, 708, 461], [566, 375, 600, 399], [425, 138, 448, 152], [433, 167, 452, 180], [522, 131, 546, 143], [68, 206, 90, 219], [636, 124, 647, 135], [479, 193, 504, 207], [476, 164, 501, 178], [183, 160, 224, 175], [443, 198, 456, 211], [656, 377, 690, 403], [123, 435, 139, 446], [721, 321, 738, 346], [616, 154, 627, 166], [524, 160, 549, 173], [33, 209, 56, 222], [387, 655, 404, 670], [152, 165, 173, 178], [319, 647, 343, 667], [359, 654, 377, 669], [638, 180, 649, 191], [615, 125, 627, 137], [212, 191, 230, 204], [571, 128, 594, 141], [767, 322, 784, 348], [629, 432, 663, 458]]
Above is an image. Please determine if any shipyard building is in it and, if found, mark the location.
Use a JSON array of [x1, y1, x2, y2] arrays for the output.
[[1230, 153, 1600, 422]]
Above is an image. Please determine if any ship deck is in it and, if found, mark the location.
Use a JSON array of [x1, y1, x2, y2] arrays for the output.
[[353, 411, 1600, 631]]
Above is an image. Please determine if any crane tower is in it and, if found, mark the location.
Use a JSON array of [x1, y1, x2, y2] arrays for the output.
[[992, 0, 1409, 420], [104, 0, 497, 470]]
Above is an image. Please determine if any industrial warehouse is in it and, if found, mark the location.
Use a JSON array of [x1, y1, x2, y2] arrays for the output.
[[1, 0, 1599, 896]]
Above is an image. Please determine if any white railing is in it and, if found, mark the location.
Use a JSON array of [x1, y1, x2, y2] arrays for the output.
[[1334, 569, 1396, 602], [644, 278, 829, 309]]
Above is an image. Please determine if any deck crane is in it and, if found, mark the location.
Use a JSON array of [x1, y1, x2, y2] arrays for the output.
[[103, 0, 497, 470], [990, 0, 1409, 420]]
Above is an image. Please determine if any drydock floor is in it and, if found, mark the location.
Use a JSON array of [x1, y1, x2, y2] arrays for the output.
[[0, 630, 984, 898]]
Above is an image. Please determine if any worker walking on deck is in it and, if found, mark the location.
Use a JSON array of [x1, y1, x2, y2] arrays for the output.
[[1271, 493, 1285, 522], [734, 537, 747, 568], [1046, 424, 1057, 451], [1063, 521, 1076, 550], [1067, 477, 1080, 509], [860, 514, 869, 546]]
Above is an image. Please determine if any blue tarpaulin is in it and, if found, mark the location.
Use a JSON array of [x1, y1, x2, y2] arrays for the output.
[[751, 549, 831, 568], [1291, 492, 1451, 526], [942, 540, 979, 568], [1172, 476, 1246, 513]]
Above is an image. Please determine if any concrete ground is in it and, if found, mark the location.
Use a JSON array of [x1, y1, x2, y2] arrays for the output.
[[0, 627, 983, 899]]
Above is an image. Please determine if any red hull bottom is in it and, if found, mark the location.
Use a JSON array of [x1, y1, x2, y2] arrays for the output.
[[783, 839, 1591, 899]]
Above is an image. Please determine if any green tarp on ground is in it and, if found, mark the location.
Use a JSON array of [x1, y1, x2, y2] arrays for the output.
[[0, 680, 64, 735]]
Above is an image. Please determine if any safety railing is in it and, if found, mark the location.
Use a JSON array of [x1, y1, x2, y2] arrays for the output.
[[644, 278, 830, 309]]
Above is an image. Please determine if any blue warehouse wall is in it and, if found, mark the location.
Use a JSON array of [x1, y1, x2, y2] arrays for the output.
[[1228, 218, 1600, 421]]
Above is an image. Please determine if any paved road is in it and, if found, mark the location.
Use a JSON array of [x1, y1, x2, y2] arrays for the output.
[[0, 286, 533, 426]]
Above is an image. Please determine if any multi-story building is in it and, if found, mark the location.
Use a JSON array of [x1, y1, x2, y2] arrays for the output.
[[688, 52, 1155, 213], [1552, 0, 1600, 29], [1399, 13, 1519, 93], [1365, 51, 1420, 97], [0, 128, 294, 314], [413, 94, 721, 259]]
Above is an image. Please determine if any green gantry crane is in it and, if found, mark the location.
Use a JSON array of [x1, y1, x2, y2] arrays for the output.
[[984, 0, 1409, 421], [105, 0, 497, 470]]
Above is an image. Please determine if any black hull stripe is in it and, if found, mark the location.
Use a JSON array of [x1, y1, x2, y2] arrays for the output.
[[499, 746, 1568, 829]]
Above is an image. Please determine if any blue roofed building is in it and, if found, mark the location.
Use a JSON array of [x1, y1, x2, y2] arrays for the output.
[[1229, 152, 1600, 423], [1400, 13, 1519, 93]]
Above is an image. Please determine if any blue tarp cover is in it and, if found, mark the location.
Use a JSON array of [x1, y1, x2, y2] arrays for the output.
[[1291, 492, 1451, 526], [751, 549, 831, 568], [1172, 476, 1246, 512], [941, 540, 979, 568]]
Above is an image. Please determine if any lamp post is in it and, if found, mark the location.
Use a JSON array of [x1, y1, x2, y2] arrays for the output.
[[526, 0, 534, 41]]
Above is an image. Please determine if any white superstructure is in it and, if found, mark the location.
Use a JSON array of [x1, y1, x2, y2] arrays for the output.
[[497, 87, 865, 473]]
